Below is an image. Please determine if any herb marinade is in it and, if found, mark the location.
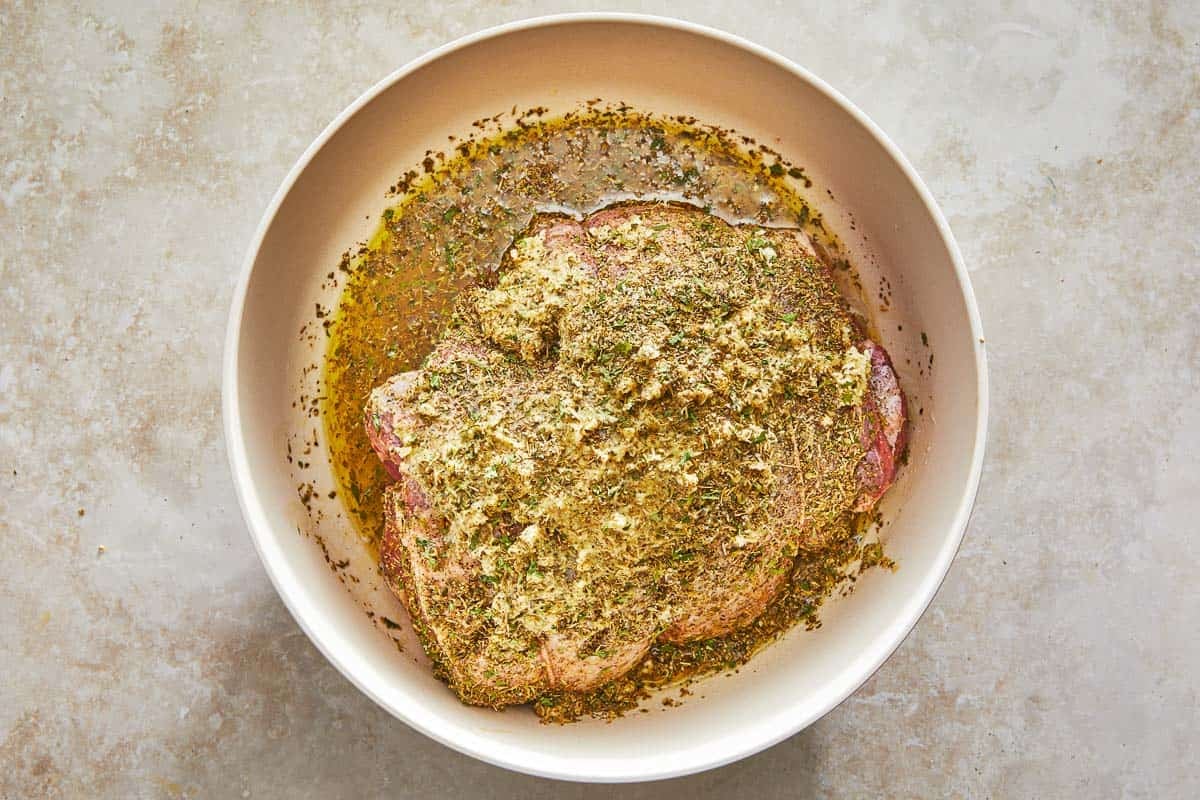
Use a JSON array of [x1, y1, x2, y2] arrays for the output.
[[323, 108, 892, 721]]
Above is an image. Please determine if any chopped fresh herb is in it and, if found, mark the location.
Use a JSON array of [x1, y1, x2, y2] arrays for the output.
[[745, 233, 771, 253]]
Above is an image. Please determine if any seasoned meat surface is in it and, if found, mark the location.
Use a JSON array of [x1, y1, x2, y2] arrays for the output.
[[365, 202, 906, 707]]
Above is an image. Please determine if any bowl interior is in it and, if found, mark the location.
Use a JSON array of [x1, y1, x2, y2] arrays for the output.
[[225, 16, 985, 782]]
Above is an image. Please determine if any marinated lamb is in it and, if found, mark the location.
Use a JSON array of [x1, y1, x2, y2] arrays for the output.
[[364, 202, 906, 708]]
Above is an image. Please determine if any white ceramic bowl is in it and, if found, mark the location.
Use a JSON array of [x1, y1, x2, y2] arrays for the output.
[[223, 14, 987, 783]]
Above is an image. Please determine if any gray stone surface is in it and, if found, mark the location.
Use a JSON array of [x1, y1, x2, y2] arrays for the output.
[[2, 1, 1197, 797]]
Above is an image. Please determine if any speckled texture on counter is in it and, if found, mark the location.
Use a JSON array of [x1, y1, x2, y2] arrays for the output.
[[2, 1, 1198, 797]]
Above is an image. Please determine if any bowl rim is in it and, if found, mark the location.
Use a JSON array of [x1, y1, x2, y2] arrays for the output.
[[222, 12, 988, 783]]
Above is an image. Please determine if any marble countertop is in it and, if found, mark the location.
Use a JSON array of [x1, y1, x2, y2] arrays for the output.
[[3, 2, 1197, 797]]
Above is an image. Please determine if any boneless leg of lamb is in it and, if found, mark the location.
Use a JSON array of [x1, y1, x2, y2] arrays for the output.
[[364, 204, 906, 706]]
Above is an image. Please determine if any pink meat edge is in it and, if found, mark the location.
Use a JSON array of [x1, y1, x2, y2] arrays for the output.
[[853, 340, 908, 512]]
